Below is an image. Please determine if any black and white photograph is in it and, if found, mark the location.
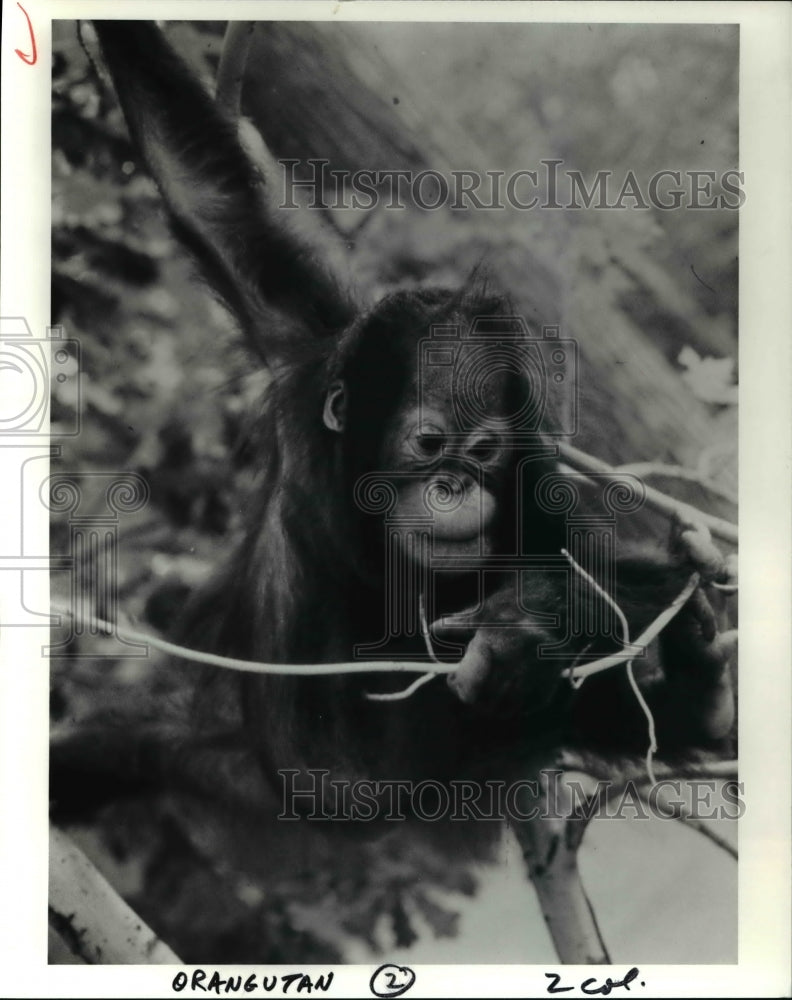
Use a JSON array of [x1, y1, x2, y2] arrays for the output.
[[1, 1, 790, 996]]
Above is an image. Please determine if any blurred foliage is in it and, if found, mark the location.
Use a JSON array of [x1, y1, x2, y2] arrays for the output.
[[50, 19, 738, 963]]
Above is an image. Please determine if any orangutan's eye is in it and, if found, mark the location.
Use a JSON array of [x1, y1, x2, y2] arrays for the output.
[[412, 425, 445, 459]]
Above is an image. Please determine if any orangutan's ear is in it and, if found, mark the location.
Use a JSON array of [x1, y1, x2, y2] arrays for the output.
[[323, 380, 347, 433]]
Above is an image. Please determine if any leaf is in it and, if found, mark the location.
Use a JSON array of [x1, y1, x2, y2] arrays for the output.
[[678, 346, 738, 405]]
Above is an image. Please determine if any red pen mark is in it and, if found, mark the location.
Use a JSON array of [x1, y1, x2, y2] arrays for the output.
[[15, 3, 37, 65]]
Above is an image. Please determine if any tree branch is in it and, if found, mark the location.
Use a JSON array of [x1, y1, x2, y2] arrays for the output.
[[49, 824, 181, 964], [511, 778, 611, 964], [559, 442, 738, 545]]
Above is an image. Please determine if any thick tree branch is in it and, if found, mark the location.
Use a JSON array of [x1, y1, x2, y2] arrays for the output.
[[49, 824, 181, 964]]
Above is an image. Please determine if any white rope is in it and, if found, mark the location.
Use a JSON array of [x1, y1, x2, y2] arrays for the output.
[[561, 572, 700, 681], [50, 603, 455, 678], [365, 593, 440, 702], [562, 549, 661, 785]]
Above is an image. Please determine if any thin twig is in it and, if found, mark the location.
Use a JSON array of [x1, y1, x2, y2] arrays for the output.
[[558, 442, 738, 545], [51, 567, 707, 688], [365, 593, 439, 701], [675, 815, 738, 859], [629, 782, 739, 860], [365, 671, 438, 702], [558, 751, 738, 784], [50, 603, 454, 678], [613, 461, 738, 507], [561, 573, 700, 681], [562, 548, 658, 784]]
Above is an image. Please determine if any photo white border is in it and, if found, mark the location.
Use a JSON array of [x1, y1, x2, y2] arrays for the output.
[[1, 1, 789, 996]]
